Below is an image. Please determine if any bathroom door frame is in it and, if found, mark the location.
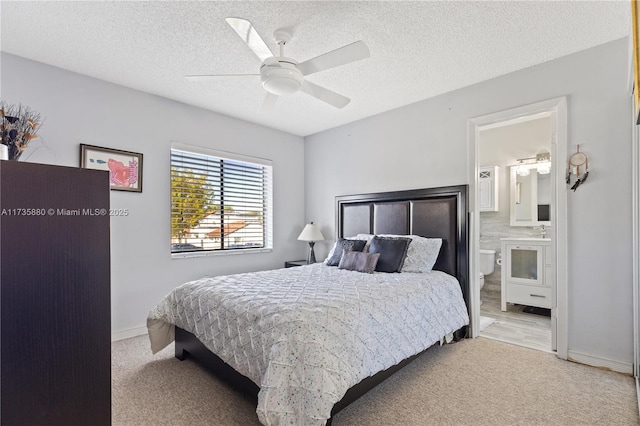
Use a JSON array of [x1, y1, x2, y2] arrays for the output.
[[467, 97, 568, 359]]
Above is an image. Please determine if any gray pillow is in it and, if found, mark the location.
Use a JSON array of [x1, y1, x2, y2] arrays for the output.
[[377, 234, 443, 272], [367, 236, 411, 273], [338, 251, 380, 273], [326, 238, 367, 266]]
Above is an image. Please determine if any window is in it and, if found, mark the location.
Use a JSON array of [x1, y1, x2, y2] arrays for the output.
[[170, 142, 272, 255]]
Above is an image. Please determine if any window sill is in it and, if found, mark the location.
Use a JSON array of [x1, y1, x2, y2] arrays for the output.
[[171, 247, 273, 259]]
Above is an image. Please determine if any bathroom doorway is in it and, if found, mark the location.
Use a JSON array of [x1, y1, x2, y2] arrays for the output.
[[468, 98, 568, 359]]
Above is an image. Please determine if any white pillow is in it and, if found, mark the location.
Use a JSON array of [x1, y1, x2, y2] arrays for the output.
[[323, 234, 374, 263], [378, 234, 442, 273], [356, 233, 375, 251]]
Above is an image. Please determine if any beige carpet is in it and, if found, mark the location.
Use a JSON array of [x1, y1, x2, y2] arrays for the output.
[[113, 335, 638, 425]]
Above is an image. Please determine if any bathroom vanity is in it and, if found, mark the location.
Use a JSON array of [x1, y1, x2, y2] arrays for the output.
[[501, 238, 552, 311]]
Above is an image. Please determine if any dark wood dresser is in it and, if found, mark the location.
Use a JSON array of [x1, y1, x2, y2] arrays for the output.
[[0, 161, 111, 425]]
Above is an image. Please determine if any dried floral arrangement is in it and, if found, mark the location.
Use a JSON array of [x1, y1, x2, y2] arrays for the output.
[[0, 101, 42, 161]]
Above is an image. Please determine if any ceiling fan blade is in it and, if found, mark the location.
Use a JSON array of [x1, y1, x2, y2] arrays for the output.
[[297, 41, 370, 76], [186, 74, 259, 81], [259, 93, 278, 113], [225, 17, 274, 62], [301, 81, 350, 108]]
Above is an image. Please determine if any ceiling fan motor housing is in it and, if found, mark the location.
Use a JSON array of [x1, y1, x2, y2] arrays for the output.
[[260, 59, 304, 96]]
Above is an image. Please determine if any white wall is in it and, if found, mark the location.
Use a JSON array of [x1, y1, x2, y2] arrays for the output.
[[305, 39, 633, 367], [1, 53, 306, 337]]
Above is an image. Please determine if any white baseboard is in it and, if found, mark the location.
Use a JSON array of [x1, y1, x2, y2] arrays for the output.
[[567, 350, 633, 375], [111, 325, 148, 342], [636, 377, 640, 419]]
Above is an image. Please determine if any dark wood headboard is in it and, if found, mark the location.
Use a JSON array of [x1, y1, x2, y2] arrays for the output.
[[335, 185, 469, 310]]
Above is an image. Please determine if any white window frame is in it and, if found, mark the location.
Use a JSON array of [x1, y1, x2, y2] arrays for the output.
[[170, 141, 273, 258]]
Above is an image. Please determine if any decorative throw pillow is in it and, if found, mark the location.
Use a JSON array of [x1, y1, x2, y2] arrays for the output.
[[355, 234, 375, 240], [367, 236, 411, 273], [356, 233, 375, 252], [338, 251, 380, 273], [324, 234, 371, 264], [401, 235, 442, 273], [378, 234, 443, 273], [325, 238, 367, 266]]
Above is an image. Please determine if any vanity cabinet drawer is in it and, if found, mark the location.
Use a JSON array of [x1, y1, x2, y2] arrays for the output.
[[506, 284, 551, 308]]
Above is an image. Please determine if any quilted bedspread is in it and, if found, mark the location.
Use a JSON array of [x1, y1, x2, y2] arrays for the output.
[[147, 263, 469, 426]]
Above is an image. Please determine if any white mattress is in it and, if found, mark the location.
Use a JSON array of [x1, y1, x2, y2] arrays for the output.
[[147, 263, 469, 425]]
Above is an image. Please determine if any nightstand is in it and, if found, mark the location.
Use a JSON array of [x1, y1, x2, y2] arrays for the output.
[[284, 260, 308, 268]]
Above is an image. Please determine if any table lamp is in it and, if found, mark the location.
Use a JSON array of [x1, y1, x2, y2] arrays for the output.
[[297, 222, 325, 264]]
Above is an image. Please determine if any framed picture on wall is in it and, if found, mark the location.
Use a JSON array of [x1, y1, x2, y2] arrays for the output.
[[80, 144, 143, 192]]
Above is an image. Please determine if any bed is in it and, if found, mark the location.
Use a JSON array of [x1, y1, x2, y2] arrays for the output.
[[148, 185, 470, 425]]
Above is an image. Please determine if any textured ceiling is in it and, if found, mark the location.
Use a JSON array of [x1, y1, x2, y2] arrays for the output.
[[0, 1, 631, 137]]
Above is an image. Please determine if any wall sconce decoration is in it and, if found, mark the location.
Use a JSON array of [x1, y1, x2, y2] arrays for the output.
[[566, 145, 589, 192]]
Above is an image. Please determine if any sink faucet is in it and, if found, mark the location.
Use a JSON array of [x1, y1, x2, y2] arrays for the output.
[[539, 224, 547, 238]]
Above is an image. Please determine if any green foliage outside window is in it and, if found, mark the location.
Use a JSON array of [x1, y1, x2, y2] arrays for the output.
[[170, 167, 215, 241]]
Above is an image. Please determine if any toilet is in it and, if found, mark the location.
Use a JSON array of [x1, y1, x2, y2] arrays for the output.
[[479, 249, 496, 290]]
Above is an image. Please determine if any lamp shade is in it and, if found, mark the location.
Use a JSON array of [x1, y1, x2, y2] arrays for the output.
[[297, 222, 324, 242]]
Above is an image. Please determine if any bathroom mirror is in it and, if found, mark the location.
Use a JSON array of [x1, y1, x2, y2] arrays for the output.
[[510, 164, 552, 227]]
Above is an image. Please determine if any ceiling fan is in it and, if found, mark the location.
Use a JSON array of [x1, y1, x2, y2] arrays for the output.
[[186, 17, 370, 110]]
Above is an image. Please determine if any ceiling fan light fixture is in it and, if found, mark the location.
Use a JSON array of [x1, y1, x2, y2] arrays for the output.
[[262, 74, 302, 95], [189, 18, 370, 108], [261, 61, 303, 96]]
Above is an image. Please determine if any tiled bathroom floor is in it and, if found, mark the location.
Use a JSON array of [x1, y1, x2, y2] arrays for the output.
[[479, 288, 553, 353]]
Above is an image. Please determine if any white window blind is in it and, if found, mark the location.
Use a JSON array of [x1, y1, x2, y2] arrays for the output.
[[170, 143, 273, 254]]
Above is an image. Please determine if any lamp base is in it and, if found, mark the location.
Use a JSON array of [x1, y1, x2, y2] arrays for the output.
[[307, 241, 316, 264]]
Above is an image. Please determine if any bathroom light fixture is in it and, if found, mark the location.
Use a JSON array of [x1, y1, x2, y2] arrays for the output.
[[536, 152, 551, 163], [516, 160, 531, 176], [297, 222, 325, 264], [537, 162, 551, 174], [535, 151, 551, 174], [514, 151, 551, 175]]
